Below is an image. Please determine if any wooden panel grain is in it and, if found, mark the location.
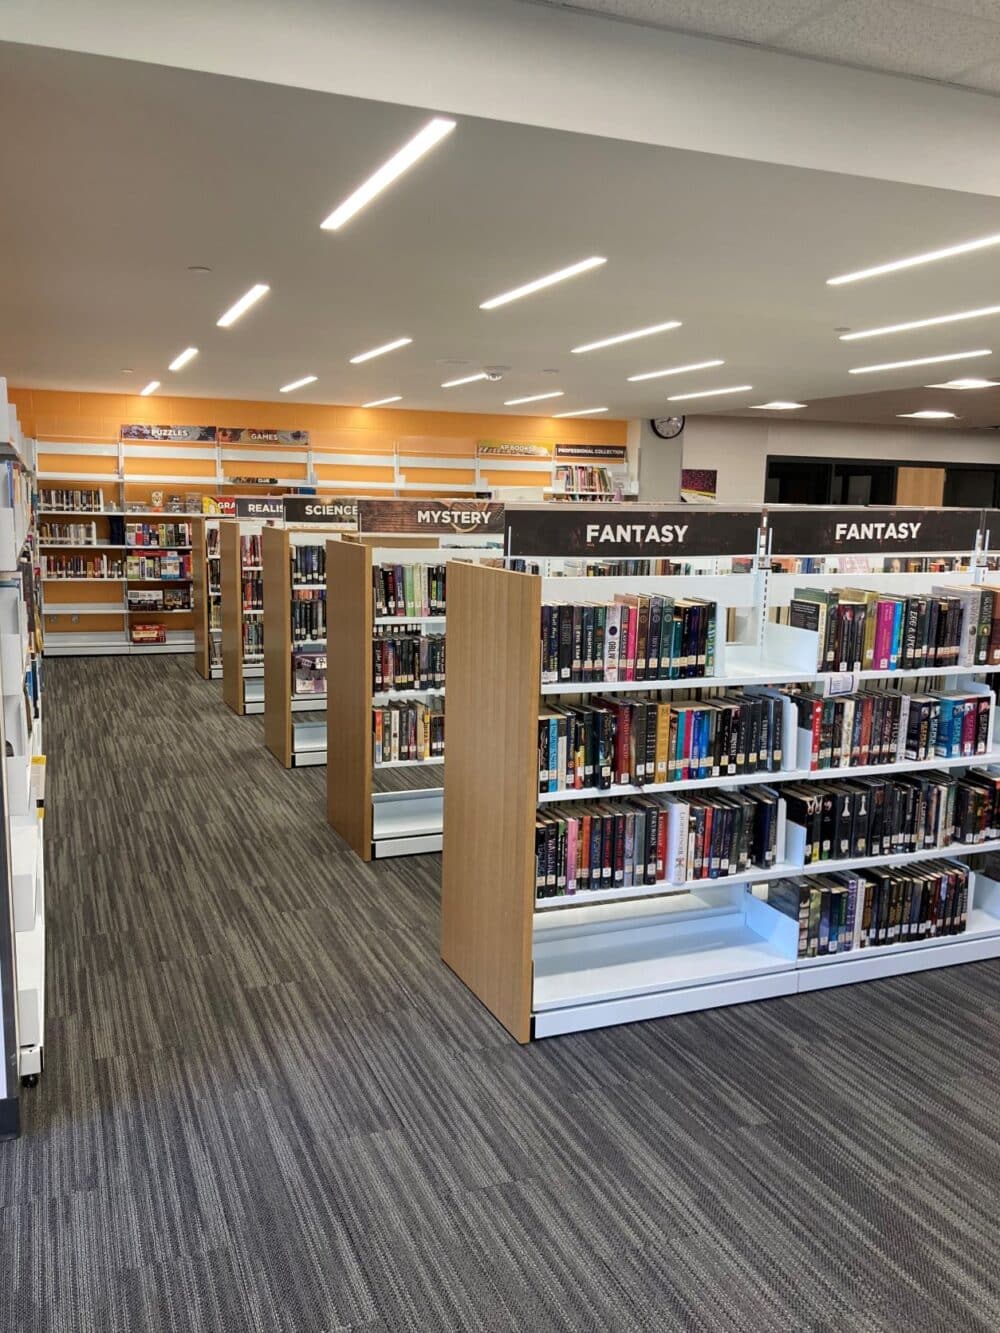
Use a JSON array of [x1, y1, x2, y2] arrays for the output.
[[326, 539, 373, 857], [263, 527, 292, 767], [897, 466, 945, 506], [441, 562, 541, 1044], [220, 520, 244, 715]]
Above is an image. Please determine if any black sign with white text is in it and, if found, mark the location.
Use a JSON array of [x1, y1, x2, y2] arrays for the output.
[[358, 499, 504, 535], [282, 496, 358, 527], [235, 497, 285, 520], [504, 505, 762, 558], [765, 506, 981, 556]]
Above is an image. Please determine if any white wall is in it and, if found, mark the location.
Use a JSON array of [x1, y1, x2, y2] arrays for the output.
[[634, 419, 682, 502], [682, 415, 1000, 504], [5, 0, 1000, 196]]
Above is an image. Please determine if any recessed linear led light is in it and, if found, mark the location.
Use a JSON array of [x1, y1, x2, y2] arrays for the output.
[[840, 304, 1000, 342], [349, 337, 412, 364], [828, 232, 1000, 286], [926, 378, 1000, 390], [320, 117, 456, 231], [571, 321, 681, 354], [897, 410, 958, 420], [667, 385, 753, 402], [168, 346, 199, 372], [217, 283, 269, 328], [552, 406, 609, 418], [849, 349, 992, 375], [750, 401, 806, 410], [362, 395, 402, 407], [627, 359, 724, 383], [279, 375, 317, 393], [503, 391, 565, 406], [480, 257, 606, 311], [441, 372, 489, 388], [139, 380, 160, 397]]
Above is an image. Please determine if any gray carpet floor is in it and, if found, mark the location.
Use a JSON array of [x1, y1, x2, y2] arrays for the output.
[[3, 655, 1000, 1332]]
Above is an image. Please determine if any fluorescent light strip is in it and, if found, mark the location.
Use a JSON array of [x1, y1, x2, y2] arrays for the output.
[[750, 401, 806, 410], [504, 391, 565, 406], [279, 375, 317, 393], [926, 378, 1000, 389], [349, 337, 412, 364], [441, 372, 489, 388], [667, 385, 752, 402], [320, 117, 456, 231], [168, 346, 198, 372], [480, 257, 606, 311], [897, 410, 957, 419], [841, 304, 1000, 342], [139, 380, 160, 397], [552, 407, 609, 418], [362, 395, 402, 407], [849, 349, 992, 375], [571, 321, 681, 354], [828, 232, 1000, 286], [216, 283, 270, 328], [627, 359, 723, 383]]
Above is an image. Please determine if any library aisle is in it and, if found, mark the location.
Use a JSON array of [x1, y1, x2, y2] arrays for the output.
[[2, 655, 1000, 1331]]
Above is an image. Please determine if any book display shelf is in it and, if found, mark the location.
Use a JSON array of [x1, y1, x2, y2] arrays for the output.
[[220, 510, 280, 715], [261, 511, 357, 767], [192, 515, 222, 680], [325, 500, 505, 859], [441, 503, 1000, 1043], [0, 382, 46, 1131]]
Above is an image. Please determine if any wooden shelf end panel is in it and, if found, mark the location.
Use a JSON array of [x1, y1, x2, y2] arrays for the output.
[[220, 520, 245, 715], [326, 538, 373, 858], [263, 527, 293, 766]]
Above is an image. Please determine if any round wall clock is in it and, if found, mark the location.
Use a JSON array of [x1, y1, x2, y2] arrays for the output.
[[650, 415, 685, 440]]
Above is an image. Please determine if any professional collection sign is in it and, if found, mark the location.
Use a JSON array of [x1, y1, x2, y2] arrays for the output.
[[235, 497, 285, 520], [553, 443, 627, 461], [282, 496, 358, 527], [504, 506, 762, 558], [766, 507, 982, 556], [218, 428, 310, 445], [121, 424, 217, 442], [358, 499, 504, 535]]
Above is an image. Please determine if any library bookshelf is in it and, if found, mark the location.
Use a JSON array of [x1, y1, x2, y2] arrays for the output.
[[262, 521, 354, 768], [441, 503, 1000, 1043], [192, 515, 222, 680], [221, 516, 272, 715], [0, 379, 46, 1124]]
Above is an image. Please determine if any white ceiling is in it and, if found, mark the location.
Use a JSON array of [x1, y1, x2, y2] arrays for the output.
[[527, 0, 1000, 95], [6, 43, 1000, 425]]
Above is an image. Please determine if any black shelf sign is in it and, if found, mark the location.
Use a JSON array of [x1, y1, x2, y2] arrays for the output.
[[358, 499, 504, 535], [504, 506, 762, 558], [282, 496, 358, 527], [235, 497, 284, 520], [766, 507, 982, 556]]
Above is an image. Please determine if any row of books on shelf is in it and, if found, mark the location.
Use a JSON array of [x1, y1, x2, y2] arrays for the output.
[[291, 545, 325, 585], [126, 553, 191, 580], [759, 861, 970, 956], [294, 653, 326, 695], [242, 620, 263, 658], [42, 554, 124, 579], [209, 603, 221, 630], [552, 464, 618, 494], [292, 591, 325, 642], [242, 574, 263, 610], [40, 487, 106, 512], [241, 535, 262, 566], [131, 623, 167, 644], [537, 685, 993, 794], [127, 589, 191, 611], [541, 596, 718, 685], [512, 558, 721, 577], [773, 556, 971, 575], [206, 529, 220, 558], [534, 768, 1000, 898], [126, 522, 192, 546], [373, 697, 445, 763], [373, 630, 445, 692], [39, 522, 98, 544], [372, 563, 446, 619], [785, 585, 999, 671]]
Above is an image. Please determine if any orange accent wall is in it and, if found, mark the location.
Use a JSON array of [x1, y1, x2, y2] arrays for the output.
[[10, 388, 627, 450]]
